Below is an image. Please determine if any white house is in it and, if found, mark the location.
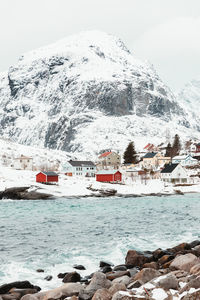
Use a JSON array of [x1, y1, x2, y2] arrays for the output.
[[160, 163, 188, 184], [13, 155, 33, 170], [64, 160, 96, 177], [172, 154, 198, 167]]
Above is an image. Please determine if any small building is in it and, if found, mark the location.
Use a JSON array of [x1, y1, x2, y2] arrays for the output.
[[96, 170, 122, 182], [160, 163, 188, 184], [142, 152, 171, 169], [14, 155, 33, 170], [64, 160, 96, 177], [172, 154, 198, 167], [98, 151, 121, 169], [36, 171, 59, 183]]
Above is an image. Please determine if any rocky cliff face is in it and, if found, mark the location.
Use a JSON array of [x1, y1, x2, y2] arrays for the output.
[[0, 31, 198, 157]]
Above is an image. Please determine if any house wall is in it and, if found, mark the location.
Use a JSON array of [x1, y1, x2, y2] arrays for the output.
[[36, 173, 46, 183], [96, 172, 122, 182], [64, 162, 96, 177], [99, 152, 121, 169], [47, 176, 58, 182], [161, 165, 188, 183], [14, 158, 33, 170]]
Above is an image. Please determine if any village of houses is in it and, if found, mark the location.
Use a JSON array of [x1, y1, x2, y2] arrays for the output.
[[1, 138, 200, 198]]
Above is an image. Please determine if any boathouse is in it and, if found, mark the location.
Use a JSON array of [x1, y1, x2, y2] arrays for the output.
[[36, 171, 59, 184], [96, 170, 122, 182]]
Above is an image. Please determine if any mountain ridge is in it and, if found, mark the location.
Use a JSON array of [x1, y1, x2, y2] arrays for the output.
[[0, 31, 199, 158]]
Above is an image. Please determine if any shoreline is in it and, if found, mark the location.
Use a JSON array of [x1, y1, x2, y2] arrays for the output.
[[1, 240, 200, 299], [0, 185, 200, 200]]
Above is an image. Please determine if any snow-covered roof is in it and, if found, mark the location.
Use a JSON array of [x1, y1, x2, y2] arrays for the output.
[[68, 160, 95, 167], [96, 169, 120, 175], [41, 171, 58, 176], [173, 154, 197, 161]]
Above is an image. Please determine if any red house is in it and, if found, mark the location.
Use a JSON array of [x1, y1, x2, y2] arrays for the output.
[[96, 170, 122, 182], [36, 171, 59, 184]]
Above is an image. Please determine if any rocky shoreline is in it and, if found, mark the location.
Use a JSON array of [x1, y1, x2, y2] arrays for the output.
[[1, 241, 200, 299], [0, 185, 194, 200]]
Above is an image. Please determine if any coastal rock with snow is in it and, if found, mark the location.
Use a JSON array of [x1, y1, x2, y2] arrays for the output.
[[0, 31, 199, 158]]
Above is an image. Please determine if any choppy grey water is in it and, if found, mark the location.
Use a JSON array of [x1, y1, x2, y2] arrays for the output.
[[0, 194, 200, 289]]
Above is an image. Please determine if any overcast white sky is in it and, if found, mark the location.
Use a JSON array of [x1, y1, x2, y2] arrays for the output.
[[0, 0, 200, 90]]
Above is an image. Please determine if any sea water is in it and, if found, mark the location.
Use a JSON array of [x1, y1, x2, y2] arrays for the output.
[[0, 194, 199, 289]]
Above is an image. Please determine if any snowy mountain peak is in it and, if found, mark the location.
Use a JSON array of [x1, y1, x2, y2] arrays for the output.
[[0, 31, 199, 157]]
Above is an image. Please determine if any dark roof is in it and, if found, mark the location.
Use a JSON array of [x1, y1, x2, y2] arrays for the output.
[[161, 163, 179, 173], [68, 160, 95, 167], [42, 171, 58, 176], [143, 152, 157, 159]]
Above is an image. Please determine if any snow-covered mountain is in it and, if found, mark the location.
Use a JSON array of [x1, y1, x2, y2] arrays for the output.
[[0, 31, 199, 158]]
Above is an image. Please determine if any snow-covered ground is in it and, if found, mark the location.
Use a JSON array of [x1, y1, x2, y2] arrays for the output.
[[1, 165, 200, 198]]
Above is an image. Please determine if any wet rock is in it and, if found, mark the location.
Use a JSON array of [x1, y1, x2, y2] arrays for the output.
[[36, 269, 44, 273], [57, 272, 68, 279], [170, 253, 200, 272], [62, 271, 81, 283], [0, 282, 41, 295], [142, 262, 158, 269], [91, 288, 111, 300], [133, 268, 160, 284], [193, 245, 200, 255], [44, 276, 52, 281], [79, 289, 94, 300], [156, 273, 179, 290], [169, 243, 191, 253], [125, 250, 149, 268], [73, 264, 86, 270], [100, 266, 112, 273], [99, 261, 114, 268], [158, 254, 175, 265], [113, 265, 127, 272], [106, 271, 130, 281], [109, 283, 126, 296], [152, 248, 171, 260], [190, 240, 200, 249]]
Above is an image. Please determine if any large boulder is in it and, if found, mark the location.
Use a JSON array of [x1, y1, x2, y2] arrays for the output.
[[0, 282, 40, 295], [125, 250, 149, 268], [91, 288, 111, 300], [155, 273, 179, 290], [133, 268, 160, 284], [190, 263, 200, 275], [79, 272, 111, 300], [170, 254, 200, 272], [23, 283, 83, 300], [62, 272, 81, 283], [112, 276, 130, 286], [109, 283, 126, 296]]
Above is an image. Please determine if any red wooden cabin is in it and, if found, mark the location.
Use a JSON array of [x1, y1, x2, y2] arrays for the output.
[[36, 171, 59, 183], [96, 170, 122, 182]]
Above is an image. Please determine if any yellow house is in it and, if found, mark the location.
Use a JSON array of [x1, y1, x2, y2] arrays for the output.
[[142, 152, 171, 169]]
